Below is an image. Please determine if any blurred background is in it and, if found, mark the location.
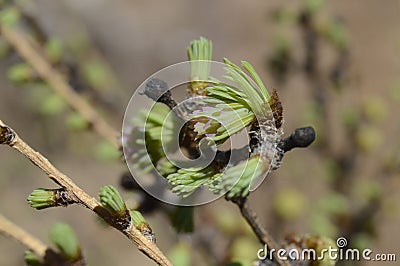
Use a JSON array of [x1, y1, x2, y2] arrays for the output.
[[0, 0, 399, 265]]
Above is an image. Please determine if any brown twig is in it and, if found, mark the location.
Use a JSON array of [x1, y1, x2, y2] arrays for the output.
[[0, 214, 84, 266], [0, 121, 172, 266], [232, 197, 291, 266], [0, 213, 48, 258], [0, 25, 119, 147]]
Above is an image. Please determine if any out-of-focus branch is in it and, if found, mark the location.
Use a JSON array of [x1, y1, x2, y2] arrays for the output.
[[0, 121, 172, 266], [0, 213, 47, 258], [0, 25, 119, 147], [0, 214, 76, 266]]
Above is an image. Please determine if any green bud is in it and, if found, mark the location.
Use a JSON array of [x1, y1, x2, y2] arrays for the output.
[[49, 223, 81, 260], [187, 37, 213, 95], [273, 189, 306, 221], [187, 37, 212, 74], [82, 60, 109, 88], [187, 37, 212, 62], [99, 185, 127, 217], [27, 188, 57, 210], [44, 38, 63, 63], [319, 19, 348, 50], [310, 213, 338, 237], [230, 237, 260, 266], [305, 0, 325, 14], [65, 112, 89, 131], [40, 94, 66, 116], [129, 210, 147, 228], [168, 242, 191, 266], [7, 63, 35, 83], [130, 210, 156, 243], [356, 126, 382, 153], [0, 7, 21, 26], [24, 250, 42, 266], [27, 188, 75, 210], [362, 97, 388, 123], [219, 58, 270, 116], [93, 141, 121, 161], [167, 167, 216, 198]]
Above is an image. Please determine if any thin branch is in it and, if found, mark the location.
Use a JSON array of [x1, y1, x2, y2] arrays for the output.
[[0, 213, 48, 258], [231, 197, 291, 266], [0, 121, 172, 266], [0, 214, 84, 266], [0, 25, 119, 147]]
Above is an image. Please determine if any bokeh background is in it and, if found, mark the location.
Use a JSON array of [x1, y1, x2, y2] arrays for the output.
[[0, 0, 399, 265]]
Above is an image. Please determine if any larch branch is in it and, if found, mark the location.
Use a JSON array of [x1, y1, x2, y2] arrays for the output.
[[0, 213, 47, 258], [0, 120, 172, 266]]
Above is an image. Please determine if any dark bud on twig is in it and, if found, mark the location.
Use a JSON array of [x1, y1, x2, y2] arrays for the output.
[[27, 188, 77, 210], [0, 126, 15, 145], [141, 78, 177, 109], [130, 210, 156, 243], [55, 189, 77, 207], [278, 126, 316, 153]]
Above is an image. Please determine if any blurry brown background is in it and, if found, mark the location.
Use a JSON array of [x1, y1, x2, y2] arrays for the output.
[[0, 0, 399, 265]]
